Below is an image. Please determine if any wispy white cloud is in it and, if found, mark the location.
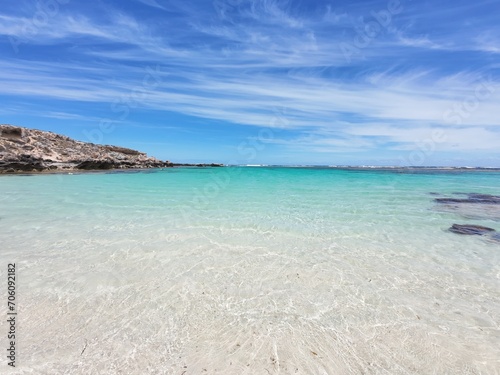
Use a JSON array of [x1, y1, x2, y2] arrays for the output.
[[0, 0, 499, 162], [0, 12, 157, 48], [474, 31, 500, 53], [134, 0, 168, 10]]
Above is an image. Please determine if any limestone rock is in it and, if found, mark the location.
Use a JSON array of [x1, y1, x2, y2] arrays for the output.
[[0, 124, 173, 173]]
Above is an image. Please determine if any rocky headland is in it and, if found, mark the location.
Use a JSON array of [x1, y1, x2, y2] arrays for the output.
[[0, 124, 222, 173]]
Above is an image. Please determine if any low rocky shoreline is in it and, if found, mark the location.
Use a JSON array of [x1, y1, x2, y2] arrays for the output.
[[0, 124, 222, 174]]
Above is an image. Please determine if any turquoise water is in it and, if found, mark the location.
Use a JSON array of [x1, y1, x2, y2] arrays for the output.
[[1, 167, 499, 374]]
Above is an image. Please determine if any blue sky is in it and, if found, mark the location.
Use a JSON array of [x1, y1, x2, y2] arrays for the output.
[[1, 0, 499, 166]]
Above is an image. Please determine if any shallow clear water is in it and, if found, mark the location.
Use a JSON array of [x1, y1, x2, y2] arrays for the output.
[[1, 167, 499, 374]]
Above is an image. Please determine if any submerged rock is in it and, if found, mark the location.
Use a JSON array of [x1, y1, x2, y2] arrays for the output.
[[433, 192, 500, 221], [467, 193, 500, 203], [489, 233, 500, 243], [448, 224, 496, 235], [435, 193, 500, 204]]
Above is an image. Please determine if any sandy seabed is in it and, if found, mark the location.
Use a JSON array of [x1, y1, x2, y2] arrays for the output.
[[4, 225, 499, 375]]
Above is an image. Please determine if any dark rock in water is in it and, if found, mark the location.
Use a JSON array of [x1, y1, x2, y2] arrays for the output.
[[436, 198, 471, 204], [433, 192, 500, 221], [435, 193, 500, 205], [467, 193, 500, 203], [449, 224, 496, 235], [488, 233, 500, 243]]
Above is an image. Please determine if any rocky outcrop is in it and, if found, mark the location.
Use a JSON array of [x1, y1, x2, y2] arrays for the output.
[[0, 124, 175, 173], [435, 193, 500, 204], [432, 192, 500, 243], [171, 163, 224, 167], [448, 224, 496, 235], [490, 233, 500, 243], [433, 192, 500, 221], [448, 224, 499, 243]]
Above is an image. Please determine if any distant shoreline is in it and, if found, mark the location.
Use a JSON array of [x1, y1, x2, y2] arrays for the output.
[[3, 164, 500, 177], [234, 165, 500, 172], [0, 164, 225, 176]]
